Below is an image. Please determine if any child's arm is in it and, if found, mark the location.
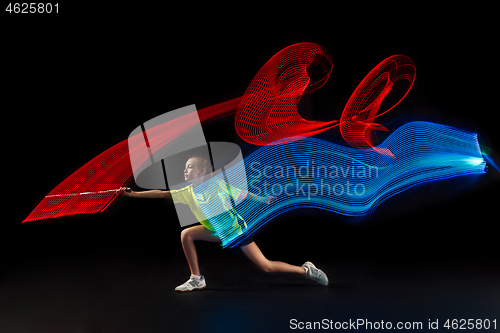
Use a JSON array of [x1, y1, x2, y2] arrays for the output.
[[120, 188, 171, 199]]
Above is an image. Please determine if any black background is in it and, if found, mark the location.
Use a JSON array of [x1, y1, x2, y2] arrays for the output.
[[1, 4, 499, 333]]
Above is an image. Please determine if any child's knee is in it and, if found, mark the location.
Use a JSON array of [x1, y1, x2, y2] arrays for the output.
[[180, 228, 193, 243]]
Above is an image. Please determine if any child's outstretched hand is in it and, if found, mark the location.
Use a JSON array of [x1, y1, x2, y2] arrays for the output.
[[119, 187, 132, 196], [264, 195, 277, 204]]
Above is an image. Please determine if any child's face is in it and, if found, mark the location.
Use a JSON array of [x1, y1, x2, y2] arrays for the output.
[[184, 157, 205, 183]]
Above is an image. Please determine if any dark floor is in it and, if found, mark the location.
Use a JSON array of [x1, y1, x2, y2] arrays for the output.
[[4, 173, 499, 332], [1, 233, 499, 333]]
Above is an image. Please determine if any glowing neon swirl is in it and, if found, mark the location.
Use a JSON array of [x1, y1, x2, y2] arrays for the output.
[[235, 43, 415, 155], [194, 122, 486, 248], [23, 43, 417, 222], [340, 55, 415, 157], [235, 43, 337, 145]]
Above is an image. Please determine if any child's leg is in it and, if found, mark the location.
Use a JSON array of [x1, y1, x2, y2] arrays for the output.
[[240, 241, 306, 275], [180, 225, 220, 276]]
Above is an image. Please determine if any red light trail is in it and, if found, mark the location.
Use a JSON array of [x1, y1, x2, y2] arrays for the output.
[[23, 42, 416, 222]]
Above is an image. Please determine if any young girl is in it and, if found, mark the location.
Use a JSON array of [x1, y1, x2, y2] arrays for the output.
[[121, 155, 328, 292]]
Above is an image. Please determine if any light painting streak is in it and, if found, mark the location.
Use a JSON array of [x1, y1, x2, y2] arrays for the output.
[[194, 122, 486, 248]]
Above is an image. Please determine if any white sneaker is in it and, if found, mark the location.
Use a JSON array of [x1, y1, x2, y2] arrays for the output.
[[175, 275, 207, 292], [302, 261, 329, 286]]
